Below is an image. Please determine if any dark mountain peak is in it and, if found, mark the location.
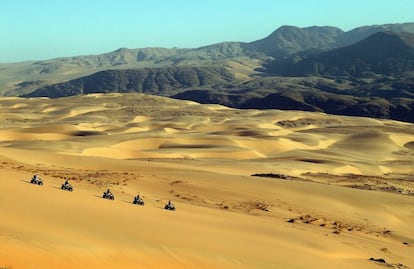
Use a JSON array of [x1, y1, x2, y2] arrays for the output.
[[350, 22, 414, 33], [274, 25, 343, 34], [267, 25, 343, 40], [337, 22, 414, 47], [347, 31, 414, 55], [113, 47, 131, 53], [374, 31, 414, 48], [273, 25, 302, 33], [362, 30, 413, 40], [248, 25, 343, 58], [103, 47, 139, 56], [304, 25, 344, 31], [267, 31, 414, 77], [265, 25, 306, 42]]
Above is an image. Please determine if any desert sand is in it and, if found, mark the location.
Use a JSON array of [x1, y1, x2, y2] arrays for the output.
[[0, 93, 413, 269]]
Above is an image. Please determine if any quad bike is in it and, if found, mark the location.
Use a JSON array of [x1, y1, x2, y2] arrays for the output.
[[164, 201, 175, 211], [30, 176, 43, 185], [133, 196, 144, 205], [103, 191, 114, 200], [61, 182, 73, 192]]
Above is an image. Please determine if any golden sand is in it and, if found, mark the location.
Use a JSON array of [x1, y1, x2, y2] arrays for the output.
[[0, 93, 413, 268]]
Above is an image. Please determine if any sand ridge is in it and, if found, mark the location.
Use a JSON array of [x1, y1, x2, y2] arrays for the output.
[[0, 93, 413, 268]]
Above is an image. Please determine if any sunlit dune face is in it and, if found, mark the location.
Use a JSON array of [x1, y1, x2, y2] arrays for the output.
[[1, 93, 413, 174]]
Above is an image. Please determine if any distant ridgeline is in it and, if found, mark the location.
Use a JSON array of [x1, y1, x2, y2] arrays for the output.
[[7, 22, 414, 123], [23, 66, 235, 98]]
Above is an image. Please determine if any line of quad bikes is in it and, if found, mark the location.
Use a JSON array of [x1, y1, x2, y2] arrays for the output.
[[30, 175, 176, 211]]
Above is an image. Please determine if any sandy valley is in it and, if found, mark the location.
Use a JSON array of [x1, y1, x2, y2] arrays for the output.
[[0, 93, 413, 268]]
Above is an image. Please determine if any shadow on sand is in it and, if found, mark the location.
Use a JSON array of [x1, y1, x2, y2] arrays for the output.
[[19, 179, 42, 186]]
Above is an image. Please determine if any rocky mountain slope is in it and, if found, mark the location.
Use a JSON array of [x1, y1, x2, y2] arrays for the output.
[[266, 31, 414, 77], [2, 22, 414, 96], [4, 22, 414, 123], [24, 66, 234, 98]]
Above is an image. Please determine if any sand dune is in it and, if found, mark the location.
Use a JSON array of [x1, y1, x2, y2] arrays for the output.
[[0, 93, 413, 269]]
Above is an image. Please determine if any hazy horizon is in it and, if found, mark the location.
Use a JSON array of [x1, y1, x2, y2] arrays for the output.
[[1, 0, 413, 63]]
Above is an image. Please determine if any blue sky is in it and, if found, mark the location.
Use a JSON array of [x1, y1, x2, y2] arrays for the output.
[[0, 0, 413, 63]]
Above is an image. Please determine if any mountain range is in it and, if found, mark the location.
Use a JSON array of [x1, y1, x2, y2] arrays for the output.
[[2, 22, 414, 122], [266, 31, 414, 77]]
